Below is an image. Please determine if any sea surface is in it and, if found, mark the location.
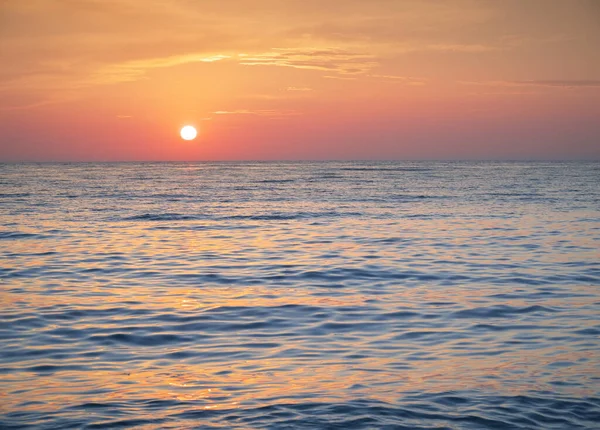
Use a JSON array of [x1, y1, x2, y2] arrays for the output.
[[1, 161, 599, 429]]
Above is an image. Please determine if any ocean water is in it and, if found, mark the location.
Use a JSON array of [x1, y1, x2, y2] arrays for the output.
[[1, 161, 599, 429]]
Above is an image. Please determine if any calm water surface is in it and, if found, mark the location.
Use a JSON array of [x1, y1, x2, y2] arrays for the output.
[[1, 162, 599, 429]]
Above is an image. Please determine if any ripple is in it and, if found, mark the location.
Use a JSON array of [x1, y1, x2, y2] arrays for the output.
[[0, 231, 43, 240], [452, 305, 559, 319], [122, 213, 204, 221]]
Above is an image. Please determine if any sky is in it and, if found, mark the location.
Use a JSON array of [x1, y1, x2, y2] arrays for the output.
[[0, 0, 599, 161]]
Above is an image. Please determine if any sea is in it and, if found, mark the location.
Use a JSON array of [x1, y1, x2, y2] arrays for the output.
[[1, 161, 599, 429]]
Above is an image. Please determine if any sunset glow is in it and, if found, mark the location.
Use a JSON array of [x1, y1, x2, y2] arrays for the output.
[[0, 0, 598, 161]]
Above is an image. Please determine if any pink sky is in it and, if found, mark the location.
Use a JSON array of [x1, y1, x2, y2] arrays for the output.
[[1, 0, 599, 161]]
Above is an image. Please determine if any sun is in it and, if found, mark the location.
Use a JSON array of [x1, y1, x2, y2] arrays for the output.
[[180, 125, 197, 140]]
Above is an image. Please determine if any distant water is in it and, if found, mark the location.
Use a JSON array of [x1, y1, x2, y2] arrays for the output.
[[1, 161, 600, 429]]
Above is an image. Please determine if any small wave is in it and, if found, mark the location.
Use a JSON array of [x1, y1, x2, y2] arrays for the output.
[[341, 167, 431, 172], [257, 179, 296, 183], [121, 211, 362, 222], [404, 214, 452, 219], [5, 394, 594, 429], [225, 211, 363, 221], [0, 193, 30, 198], [572, 327, 600, 336], [374, 311, 421, 320], [84, 418, 164, 429], [23, 364, 89, 374], [0, 231, 42, 240], [392, 194, 451, 201], [88, 332, 192, 346], [122, 213, 206, 221], [146, 193, 195, 199], [453, 305, 558, 319], [470, 323, 545, 332]]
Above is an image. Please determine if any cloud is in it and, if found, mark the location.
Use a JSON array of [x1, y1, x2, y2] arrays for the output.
[[422, 44, 498, 53], [367, 74, 426, 85], [90, 54, 231, 85], [286, 87, 313, 92], [461, 80, 600, 88], [213, 109, 301, 117], [1, 0, 598, 112], [239, 48, 378, 75], [510, 80, 600, 88], [0, 90, 80, 111], [0, 51, 233, 108], [323, 75, 357, 80]]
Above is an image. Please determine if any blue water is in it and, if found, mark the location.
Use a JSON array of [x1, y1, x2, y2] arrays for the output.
[[1, 161, 599, 429]]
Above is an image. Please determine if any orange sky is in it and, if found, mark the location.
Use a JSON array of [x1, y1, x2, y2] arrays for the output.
[[1, 0, 599, 161]]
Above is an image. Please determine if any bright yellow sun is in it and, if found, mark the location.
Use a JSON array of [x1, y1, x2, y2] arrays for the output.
[[180, 125, 197, 140]]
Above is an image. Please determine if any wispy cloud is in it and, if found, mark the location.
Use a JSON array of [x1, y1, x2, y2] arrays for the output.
[[510, 80, 600, 88], [2, 0, 598, 116], [213, 109, 301, 117], [367, 74, 426, 85], [91, 54, 231, 84], [323, 75, 357, 80], [461, 80, 600, 89], [0, 52, 233, 109], [239, 48, 378, 75], [286, 86, 313, 92], [422, 44, 498, 53], [0, 91, 80, 111]]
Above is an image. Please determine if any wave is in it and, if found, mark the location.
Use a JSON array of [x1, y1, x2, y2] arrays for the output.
[[0, 231, 42, 240], [340, 167, 432, 172], [452, 305, 558, 319], [121, 211, 363, 222], [257, 179, 297, 184], [0, 193, 31, 198], [3, 395, 598, 429], [122, 213, 204, 221]]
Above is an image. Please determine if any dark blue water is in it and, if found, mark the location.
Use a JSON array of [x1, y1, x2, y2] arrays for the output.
[[1, 161, 599, 429]]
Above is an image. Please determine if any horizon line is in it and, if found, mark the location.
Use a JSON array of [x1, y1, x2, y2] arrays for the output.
[[1, 158, 599, 164]]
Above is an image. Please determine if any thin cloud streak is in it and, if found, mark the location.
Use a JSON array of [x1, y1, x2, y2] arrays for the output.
[[286, 87, 313, 92], [461, 80, 600, 89], [91, 54, 231, 84], [213, 109, 301, 117], [511, 80, 600, 88], [239, 48, 378, 75]]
